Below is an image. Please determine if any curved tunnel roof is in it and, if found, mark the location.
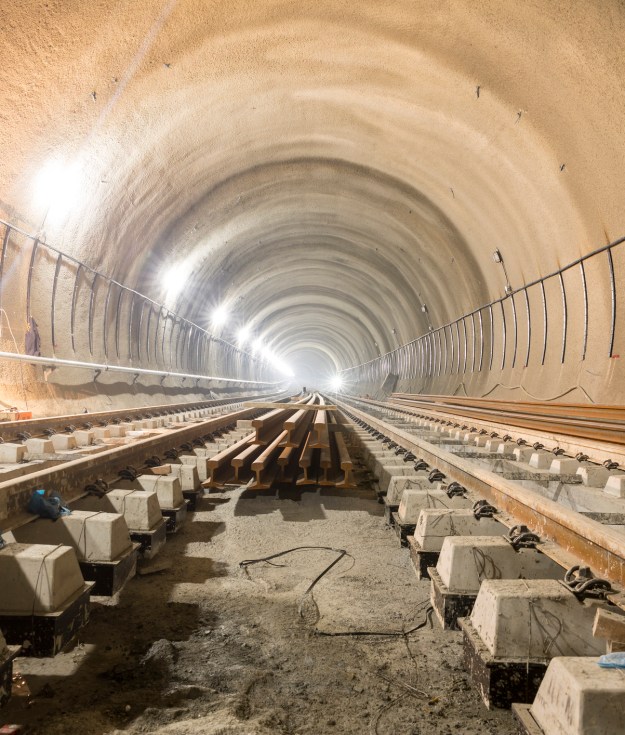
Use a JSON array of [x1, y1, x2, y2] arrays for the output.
[[1, 1, 624, 385]]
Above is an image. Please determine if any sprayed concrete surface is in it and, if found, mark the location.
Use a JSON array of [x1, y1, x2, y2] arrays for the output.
[[1, 2, 625, 402], [3, 481, 515, 734]]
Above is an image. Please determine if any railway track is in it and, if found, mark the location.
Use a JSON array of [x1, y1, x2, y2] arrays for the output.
[[0, 393, 277, 443], [340, 403, 625, 721], [337, 394, 625, 606], [391, 392, 625, 453], [0, 392, 357, 532]]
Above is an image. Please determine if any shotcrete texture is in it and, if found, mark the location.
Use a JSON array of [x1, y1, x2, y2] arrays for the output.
[[1, 1, 624, 401]]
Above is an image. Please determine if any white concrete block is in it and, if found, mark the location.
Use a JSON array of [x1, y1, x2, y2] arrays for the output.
[[576, 465, 610, 487], [73, 430, 95, 447], [136, 474, 184, 508], [398, 488, 472, 522], [25, 438, 55, 455], [107, 425, 127, 437], [92, 427, 111, 440], [485, 439, 503, 452], [179, 455, 208, 482], [377, 463, 419, 492], [413, 509, 506, 552], [436, 536, 563, 593], [473, 435, 489, 447], [0, 543, 85, 613], [104, 489, 162, 530], [530, 657, 625, 735], [513, 447, 534, 462], [51, 434, 77, 451], [529, 452, 552, 469], [168, 463, 199, 491], [0, 443, 26, 463], [387, 476, 429, 505], [12, 511, 131, 561], [550, 457, 581, 474], [470, 579, 605, 659], [496, 442, 517, 456], [604, 475, 625, 498]]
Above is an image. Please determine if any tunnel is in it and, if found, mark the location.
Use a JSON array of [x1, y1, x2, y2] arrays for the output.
[[1, 0, 624, 411], [1, 3, 625, 734]]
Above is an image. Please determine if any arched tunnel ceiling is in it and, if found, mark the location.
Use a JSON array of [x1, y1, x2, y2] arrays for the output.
[[2, 1, 624, 382]]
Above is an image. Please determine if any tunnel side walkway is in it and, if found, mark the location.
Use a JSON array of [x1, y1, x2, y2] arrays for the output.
[[2, 482, 515, 735]]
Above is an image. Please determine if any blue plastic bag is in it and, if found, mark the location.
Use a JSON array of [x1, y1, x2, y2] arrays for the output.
[[27, 489, 71, 520], [598, 653, 625, 669]]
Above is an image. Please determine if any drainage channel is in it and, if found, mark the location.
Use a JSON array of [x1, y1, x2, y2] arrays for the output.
[[340, 395, 625, 735]]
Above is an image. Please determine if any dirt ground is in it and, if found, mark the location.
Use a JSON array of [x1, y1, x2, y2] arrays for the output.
[[2, 477, 518, 734]]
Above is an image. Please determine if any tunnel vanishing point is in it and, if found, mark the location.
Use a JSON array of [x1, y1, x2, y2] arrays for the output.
[[0, 0, 624, 409]]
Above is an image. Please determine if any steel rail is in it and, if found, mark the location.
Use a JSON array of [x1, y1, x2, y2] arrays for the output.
[[0, 403, 260, 532], [392, 393, 625, 423], [386, 394, 625, 447], [338, 397, 625, 592], [0, 392, 283, 441]]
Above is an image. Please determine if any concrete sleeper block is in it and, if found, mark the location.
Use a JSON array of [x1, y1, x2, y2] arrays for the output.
[[0, 443, 26, 463], [0, 543, 85, 613], [136, 474, 184, 508]]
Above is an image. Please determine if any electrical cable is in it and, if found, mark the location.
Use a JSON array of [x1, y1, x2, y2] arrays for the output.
[[239, 545, 350, 607]]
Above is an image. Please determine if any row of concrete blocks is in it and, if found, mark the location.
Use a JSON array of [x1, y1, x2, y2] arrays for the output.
[[0, 404, 232, 462], [399, 410, 625, 496], [0, 423, 247, 624], [351, 422, 625, 735], [0, 419, 251, 706]]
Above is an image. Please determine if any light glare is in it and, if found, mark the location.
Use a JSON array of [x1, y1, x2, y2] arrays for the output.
[[330, 375, 343, 391], [34, 157, 83, 222], [212, 304, 229, 327], [237, 325, 251, 345], [162, 260, 193, 303]]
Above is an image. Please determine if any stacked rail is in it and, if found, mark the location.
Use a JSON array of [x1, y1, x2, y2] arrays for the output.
[[204, 393, 355, 491]]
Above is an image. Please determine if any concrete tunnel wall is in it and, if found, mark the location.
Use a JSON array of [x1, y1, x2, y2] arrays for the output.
[[1, 0, 625, 412]]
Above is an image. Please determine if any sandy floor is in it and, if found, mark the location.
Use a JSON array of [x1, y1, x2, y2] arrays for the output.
[[2, 480, 517, 734]]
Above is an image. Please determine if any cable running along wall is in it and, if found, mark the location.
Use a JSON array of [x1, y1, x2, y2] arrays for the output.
[[0, 219, 279, 386]]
